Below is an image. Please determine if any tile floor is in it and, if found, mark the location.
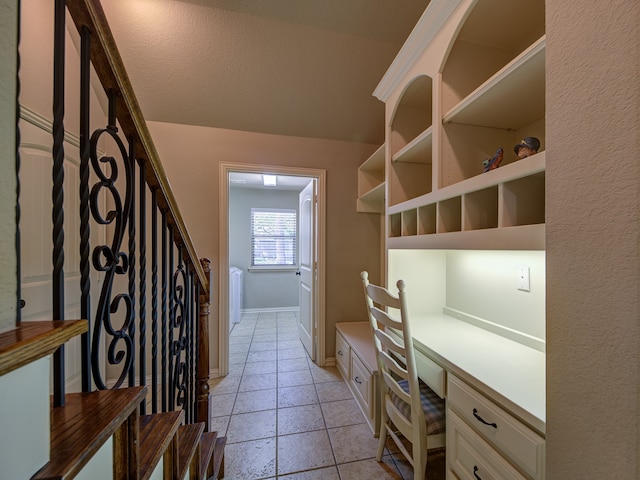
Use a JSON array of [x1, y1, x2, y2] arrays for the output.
[[208, 310, 445, 480]]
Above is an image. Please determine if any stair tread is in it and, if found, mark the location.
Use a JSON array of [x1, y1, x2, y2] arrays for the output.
[[211, 436, 227, 480], [139, 411, 184, 480], [0, 320, 87, 377], [199, 431, 218, 478], [178, 423, 205, 480], [32, 386, 146, 480]]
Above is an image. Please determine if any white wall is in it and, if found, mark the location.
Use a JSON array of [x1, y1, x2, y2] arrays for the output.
[[546, 0, 640, 477], [387, 249, 546, 347], [0, 0, 18, 333]]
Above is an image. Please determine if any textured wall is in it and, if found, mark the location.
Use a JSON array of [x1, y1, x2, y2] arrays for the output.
[[0, 0, 18, 333], [149, 121, 382, 368], [546, 0, 640, 477]]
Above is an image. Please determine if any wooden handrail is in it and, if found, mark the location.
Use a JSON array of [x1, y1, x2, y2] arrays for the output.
[[65, 0, 208, 297]]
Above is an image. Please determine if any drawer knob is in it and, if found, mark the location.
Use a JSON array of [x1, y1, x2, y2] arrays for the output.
[[338, 350, 343, 356], [473, 408, 497, 428], [473, 466, 482, 480], [354, 376, 362, 384]]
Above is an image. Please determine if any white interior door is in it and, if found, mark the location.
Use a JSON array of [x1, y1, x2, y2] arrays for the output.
[[298, 180, 316, 361]]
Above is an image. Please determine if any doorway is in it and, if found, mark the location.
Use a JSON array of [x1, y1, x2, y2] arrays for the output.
[[218, 163, 326, 377]]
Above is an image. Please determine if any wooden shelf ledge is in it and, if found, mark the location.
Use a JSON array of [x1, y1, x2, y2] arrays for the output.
[[0, 320, 87, 377]]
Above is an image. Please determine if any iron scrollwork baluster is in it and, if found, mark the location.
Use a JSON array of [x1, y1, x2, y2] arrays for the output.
[[89, 115, 135, 390], [172, 250, 188, 410]]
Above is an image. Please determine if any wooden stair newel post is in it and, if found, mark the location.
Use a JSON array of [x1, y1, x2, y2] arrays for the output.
[[197, 258, 212, 427]]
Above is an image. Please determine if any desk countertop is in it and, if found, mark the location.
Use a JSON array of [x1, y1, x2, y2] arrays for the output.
[[409, 313, 545, 435]]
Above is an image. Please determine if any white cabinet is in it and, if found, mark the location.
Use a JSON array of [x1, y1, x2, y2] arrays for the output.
[[447, 374, 545, 480], [335, 322, 380, 435]]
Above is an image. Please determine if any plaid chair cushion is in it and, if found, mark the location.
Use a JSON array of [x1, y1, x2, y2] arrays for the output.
[[390, 379, 446, 435]]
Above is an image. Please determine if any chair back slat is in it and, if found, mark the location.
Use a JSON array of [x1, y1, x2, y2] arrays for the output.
[[360, 270, 446, 480]]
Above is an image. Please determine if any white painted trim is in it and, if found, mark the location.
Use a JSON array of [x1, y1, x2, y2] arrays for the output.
[[219, 162, 327, 375], [373, 0, 463, 102], [240, 307, 300, 315]]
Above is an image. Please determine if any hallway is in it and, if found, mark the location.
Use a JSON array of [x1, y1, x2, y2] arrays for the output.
[[208, 310, 445, 479]]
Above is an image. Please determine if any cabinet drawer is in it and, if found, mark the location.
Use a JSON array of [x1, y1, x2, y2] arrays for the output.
[[447, 409, 527, 480], [335, 331, 350, 380], [448, 375, 544, 479], [415, 348, 446, 398], [350, 352, 373, 416]]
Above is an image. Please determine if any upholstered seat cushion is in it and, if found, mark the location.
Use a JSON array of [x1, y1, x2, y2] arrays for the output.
[[391, 379, 446, 435]]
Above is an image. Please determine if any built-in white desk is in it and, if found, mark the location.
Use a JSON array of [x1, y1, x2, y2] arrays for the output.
[[408, 313, 545, 435]]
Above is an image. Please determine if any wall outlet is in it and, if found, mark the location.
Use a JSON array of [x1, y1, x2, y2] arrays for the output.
[[517, 266, 530, 292]]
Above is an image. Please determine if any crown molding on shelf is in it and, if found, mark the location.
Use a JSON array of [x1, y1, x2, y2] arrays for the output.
[[373, 0, 463, 102]]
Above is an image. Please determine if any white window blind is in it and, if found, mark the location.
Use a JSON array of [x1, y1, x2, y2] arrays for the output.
[[250, 208, 297, 267]]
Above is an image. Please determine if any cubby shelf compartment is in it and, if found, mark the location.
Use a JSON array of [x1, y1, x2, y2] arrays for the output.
[[443, 36, 546, 130], [386, 152, 545, 249], [388, 152, 545, 215], [387, 223, 545, 250], [357, 144, 385, 213], [464, 186, 498, 231]]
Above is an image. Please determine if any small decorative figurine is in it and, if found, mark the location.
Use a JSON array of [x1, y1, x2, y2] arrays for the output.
[[483, 147, 503, 172], [513, 137, 540, 159]]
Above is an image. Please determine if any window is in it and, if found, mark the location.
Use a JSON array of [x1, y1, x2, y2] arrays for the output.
[[250, 208, 297, 267]]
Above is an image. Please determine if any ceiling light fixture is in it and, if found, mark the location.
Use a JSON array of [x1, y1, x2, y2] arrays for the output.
[[263, 174, 277, 187]]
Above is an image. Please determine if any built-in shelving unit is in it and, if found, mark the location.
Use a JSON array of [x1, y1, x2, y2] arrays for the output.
[[368, 2, 547, 477], [376, 0, 545, 251], [357, 144, 385, 213]]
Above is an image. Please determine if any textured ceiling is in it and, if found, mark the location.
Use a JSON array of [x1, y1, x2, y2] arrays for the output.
[[100, 0, 430, 145]]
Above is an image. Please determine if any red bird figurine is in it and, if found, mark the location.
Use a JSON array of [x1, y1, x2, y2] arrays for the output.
[[483, 147, 503, 172]]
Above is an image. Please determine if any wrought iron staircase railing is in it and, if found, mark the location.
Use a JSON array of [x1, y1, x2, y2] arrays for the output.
[[17, 0, 212, 426]]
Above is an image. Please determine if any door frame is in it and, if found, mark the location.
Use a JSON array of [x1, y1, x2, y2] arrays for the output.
[[218, 162, 326, 377]]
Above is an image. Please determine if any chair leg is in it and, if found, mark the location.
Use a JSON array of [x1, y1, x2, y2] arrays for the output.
[[413, 439, 427, 480], [376, 420, 387, 461]]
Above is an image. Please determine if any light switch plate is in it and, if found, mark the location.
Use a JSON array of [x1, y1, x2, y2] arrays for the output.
[[517, 266, 530, 292]]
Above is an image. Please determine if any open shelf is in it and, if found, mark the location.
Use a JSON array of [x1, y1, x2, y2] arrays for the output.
[[392, 126, 433, 164], [443, 37, 545, 129], [357, 144, 385, 213]]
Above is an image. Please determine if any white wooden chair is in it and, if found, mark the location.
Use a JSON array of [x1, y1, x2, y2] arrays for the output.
[[361, 271, 446, 480]]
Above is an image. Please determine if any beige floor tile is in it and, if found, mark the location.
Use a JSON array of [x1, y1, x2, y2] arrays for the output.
[[277, 466, 339, 480], [209, 374, 241, 395], [278, 339, 304, 350], [277, 404, 325, 435], [246, 349, 277, 363], [249, 341, 277, 352], [320, 398, 366, 428], [277, 430, 336, 475], [209, 392, 236, 417], [208, 415, 229, 437], [277, 357, 310, 373], [226, 409, 277, 443], [243, 360, 277, 376], [327, 423, 379, 464], [278, 369, 314, 388], [316, 380, 352, 403], [233, 388, 277, 414], [228, 352, 248, 365], [309, 365, 343, 383], [278, 384, 318, 408], [239, 372, 277, 392], [338, 456, 403, 480], [278, 347, 308, 360], [229, 342, 250, 354], [251, 332, 277, 343], [223, 437, 276, 479]]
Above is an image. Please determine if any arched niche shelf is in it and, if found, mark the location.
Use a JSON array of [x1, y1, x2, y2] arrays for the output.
[[388, 75, 434, 207]]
